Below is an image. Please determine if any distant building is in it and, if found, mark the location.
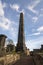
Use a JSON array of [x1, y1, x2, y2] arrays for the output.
[[41, 45, 43, 50], [33, 49, 41, 53], [33, 45, 43, 53]]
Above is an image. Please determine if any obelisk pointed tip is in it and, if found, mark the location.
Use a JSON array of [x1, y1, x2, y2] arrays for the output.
[[20, 12, 24, 18], [20, 12, 23, 15]]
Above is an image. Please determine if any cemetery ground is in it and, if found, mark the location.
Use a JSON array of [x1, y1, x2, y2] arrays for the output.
[[0, 52, 43, 65]]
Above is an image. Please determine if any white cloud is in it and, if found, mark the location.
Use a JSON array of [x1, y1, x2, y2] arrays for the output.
[[26, 32, 40, 37], [0, 16, 18, 41], [37, 26, 43, 32], [26, 36, 43, 51], [41, 8, 43, 11], [19, 9, 25, 14], [32, 32, 40, 35], [29, 32, 40, 36], [3, 3, 6, 8], [0, 0, 6, 17], [0, 23, 9, 30], [27, 0, 40, 14], [32, 29, 35, 32], [32, 17, 38, 23], [28, 6, 38, 14], [0, 17, 11, 30], [10, 3, 25, 14], [0, 16, 18, 34], [0, 1, 4, 16], [29, 26, 43, 36], [10, 4, 19, 12], [0, 0, 18, 39], [39, 8, 43, 17], [0, 0, 9, 30], [40, 14, 43, 17], [0, 0, 15, 31]]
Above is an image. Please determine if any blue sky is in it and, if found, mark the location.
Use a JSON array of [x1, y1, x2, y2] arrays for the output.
[[0, 0, 43, 51]]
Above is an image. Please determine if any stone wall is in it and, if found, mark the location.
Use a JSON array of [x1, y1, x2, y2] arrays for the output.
[[0, 54, 20, 65]]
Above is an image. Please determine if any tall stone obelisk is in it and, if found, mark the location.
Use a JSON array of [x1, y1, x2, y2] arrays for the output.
[[16, 13, 26, 52]]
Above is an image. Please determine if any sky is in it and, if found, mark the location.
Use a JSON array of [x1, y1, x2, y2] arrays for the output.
[[0, 0, 43, 51]]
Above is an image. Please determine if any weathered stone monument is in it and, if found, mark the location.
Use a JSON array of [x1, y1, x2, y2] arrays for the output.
[[6, 44, 15, 52], [16, 13, 26, 52], [0, 34, 7, 56]]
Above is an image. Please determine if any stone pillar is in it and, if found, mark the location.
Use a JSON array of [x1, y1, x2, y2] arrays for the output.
[[0, 34, 7, 56]]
